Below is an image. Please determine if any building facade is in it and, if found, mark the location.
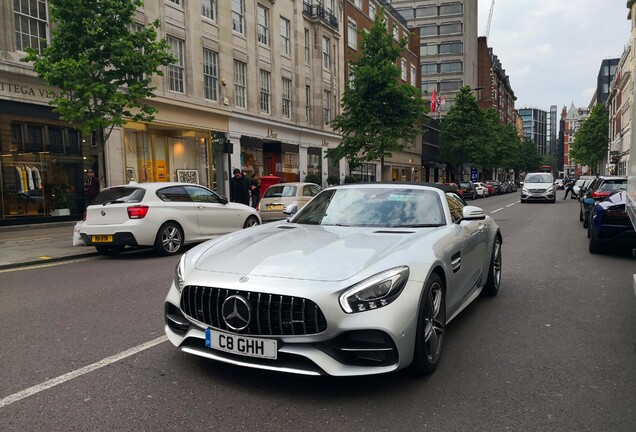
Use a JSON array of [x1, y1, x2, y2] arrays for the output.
[[477, 37, 516, 124], [0, 0, 344, 225], [607, 44, 632, 176], [596, 58, 619, 105], [518, 107, 547, 157], [547, 105, 558, 163], [562, 103, 589, 177]]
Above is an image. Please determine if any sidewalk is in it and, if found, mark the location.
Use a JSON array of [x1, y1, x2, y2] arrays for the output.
[[0, 222, 99, 270]]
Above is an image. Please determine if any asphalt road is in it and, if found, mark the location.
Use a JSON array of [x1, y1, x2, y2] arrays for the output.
[[1, 193, 635, 431]]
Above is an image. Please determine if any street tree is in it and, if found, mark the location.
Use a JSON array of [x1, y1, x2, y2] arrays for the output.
[[440, 86, 483, 180], [516, 138, 543, 173], [496, 123, 522, 174], [570, 104, 609, 173], [326, 11, 428, 180], [22, 0, 175, 186]]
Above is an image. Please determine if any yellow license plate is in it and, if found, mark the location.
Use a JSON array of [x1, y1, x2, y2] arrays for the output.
[[267, 204, 284, 211], [91, 235, 113, 243]]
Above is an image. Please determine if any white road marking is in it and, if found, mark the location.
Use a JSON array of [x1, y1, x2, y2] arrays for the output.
[[0, 336, 168, 409], [506, 203, 515, 208], [491, 208, 504, 213], [0, 258, 94, 273]]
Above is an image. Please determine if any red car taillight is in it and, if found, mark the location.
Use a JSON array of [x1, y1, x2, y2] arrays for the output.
[[83, 211, 86, 221], [127, 205, 149, 219], [591, 191, 612, 199]]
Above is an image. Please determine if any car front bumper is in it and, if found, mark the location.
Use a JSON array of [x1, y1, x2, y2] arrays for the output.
[[164, 274, 424, 376], [520, 190, 555, 201]]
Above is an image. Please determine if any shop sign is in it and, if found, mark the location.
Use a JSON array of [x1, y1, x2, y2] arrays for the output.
[[0, 81, 58, 101]]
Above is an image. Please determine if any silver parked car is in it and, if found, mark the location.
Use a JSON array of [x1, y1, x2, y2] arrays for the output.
[[80, 182, 260, 256], [258, 182, 322, 222], [165, 183, 502, 376]]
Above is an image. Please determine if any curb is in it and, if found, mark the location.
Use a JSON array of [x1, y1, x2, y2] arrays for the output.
[[0, 252, 100, 271]]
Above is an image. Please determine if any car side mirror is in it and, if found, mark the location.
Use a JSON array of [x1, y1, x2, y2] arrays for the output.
[[283, 203, 298, 216], [457, 205, 486, 223]]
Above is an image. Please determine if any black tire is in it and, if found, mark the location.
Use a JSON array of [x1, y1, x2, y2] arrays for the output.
[[95, 245, 124, 256], [579, 207, 583, 222], [583, 213, 589, 229], [154, 222, 184, 256], [410, 273, 446, 375], [482, 236, 502, 297], [589, 235, 603, 254], [243, 215, 260, 228]]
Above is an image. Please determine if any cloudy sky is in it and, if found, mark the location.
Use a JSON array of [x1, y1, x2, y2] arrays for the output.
[[476, 0, 631, 111]]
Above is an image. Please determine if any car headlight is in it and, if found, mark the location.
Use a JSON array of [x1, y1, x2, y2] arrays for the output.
[[546, 186, 555, 193], [174, 254, 186, 293], [522, 188, 528, 193], [339, 266, 410, 313]]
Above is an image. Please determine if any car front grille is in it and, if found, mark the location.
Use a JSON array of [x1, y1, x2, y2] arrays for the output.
[[529, 189, 546, 193], [180, 286, 328, 336]]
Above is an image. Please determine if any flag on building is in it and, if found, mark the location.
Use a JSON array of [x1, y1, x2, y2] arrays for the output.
[[431, 88, 437, 113]]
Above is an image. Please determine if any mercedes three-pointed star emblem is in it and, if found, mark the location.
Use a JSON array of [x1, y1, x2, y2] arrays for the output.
[[221, 295, 251, 331]]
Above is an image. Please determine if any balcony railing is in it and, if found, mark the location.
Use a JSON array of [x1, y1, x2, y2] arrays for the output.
[[303, 1, 338, 29]]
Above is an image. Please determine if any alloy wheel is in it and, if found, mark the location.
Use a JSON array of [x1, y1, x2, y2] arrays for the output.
[[161, 225, 182, 254], [424, 281, 445, 362]]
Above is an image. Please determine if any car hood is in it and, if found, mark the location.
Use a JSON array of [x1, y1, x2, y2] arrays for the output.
[[523, 182, 553, 189], [194, 223, 435, 282]]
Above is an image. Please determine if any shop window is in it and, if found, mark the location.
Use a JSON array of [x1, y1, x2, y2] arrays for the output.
[[27, 125, 45, 152], [48, 127, 64, 154], [66, 130, 81, 155]]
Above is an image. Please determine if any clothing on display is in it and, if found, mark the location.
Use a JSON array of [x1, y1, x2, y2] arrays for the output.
[[12, 164, 42, 192]]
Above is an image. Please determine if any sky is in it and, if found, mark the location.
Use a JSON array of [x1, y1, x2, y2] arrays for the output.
[[476, 0, 632, 111]]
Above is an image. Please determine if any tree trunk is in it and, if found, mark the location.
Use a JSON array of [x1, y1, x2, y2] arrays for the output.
[[380, 156, 385, 182], [98, 127, 108, 188]]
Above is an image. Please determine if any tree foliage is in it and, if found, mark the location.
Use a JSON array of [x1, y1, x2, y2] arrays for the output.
[[440, 87, 483, 179], [570, 104, 609, 171], [326, 10, 428, 180], [22, 0, 175, 185]]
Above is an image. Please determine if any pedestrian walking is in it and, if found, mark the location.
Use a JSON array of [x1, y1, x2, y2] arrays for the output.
[[230, 168, 250, 205], [84, 168, 100, 207], [563, 177, 577, 199], [250, 174, 261, 209]]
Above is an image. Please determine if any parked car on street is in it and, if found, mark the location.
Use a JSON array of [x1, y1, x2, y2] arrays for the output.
[[573, 175, 596, 198], [489, 180, 503, 195], [580, 176, 627, 228], [457, 181, 476, 200], [79, 182, 260, 256], [520, 172, 556, 203], [473, 182, 489, 198], [164, 183, 502, 376], [588, 190, 636, 254], [555, 179, 565, 190], [258, 182, 322, 221]]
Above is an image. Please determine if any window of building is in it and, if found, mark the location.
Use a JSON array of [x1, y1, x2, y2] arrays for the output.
[[166, 36, 185, 93], [322, 36, 330, 69], [439, 22, 462, 35], [202, 0, 216, 20], [234, 60, 247, 108], [260, 69, 271, 113], [14, 0, 48, 53], [401, 58, 407, 81], [420, 25, 437, 37], [439, 41, 463, 54], [368, 3, 376, 20], [280, 78, 292, 119], [351, 163, 377, 182], [203, 48, 218, 101], [421, 62, 438, 75], [48, 127, 64, 154], [324, 90, 331, 124], [393, 25, 399, 41], [280, 17, 291, 55], [410, 64, 416, 86], [416, 5, 437, 18], [440, 60, 463, 73], [354, 0, 361, 9], [421, 44, 437, 56], [232, 0, 245, 34], [257, 5, 269, 45], [168, 0, 181, 6], [439, 2, 463, 16], [422, 81, 437, 94], [396, 8, 414, 20], [304, 29, 310, 63], [439, 79, 462, 92], [306, 85, 311, 122], [348, 20, 357, 50]]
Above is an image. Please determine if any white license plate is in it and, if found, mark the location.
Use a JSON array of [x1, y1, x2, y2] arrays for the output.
[[205, 329, 277, 359]]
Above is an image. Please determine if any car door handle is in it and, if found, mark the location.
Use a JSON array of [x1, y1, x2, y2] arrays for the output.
[[197, 205, 206, 209]]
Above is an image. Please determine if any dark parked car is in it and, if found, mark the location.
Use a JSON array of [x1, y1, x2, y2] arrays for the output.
[[457, 181, 476, 200], [580, 176, 627, 228], [588, 190, 636, 254], [489, 180, 503, 195]]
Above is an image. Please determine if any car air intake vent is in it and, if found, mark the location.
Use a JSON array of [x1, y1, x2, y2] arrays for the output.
[[180, 286, 328, 336], [276, 225, 297, 229], [373, 230, 415, 234], [529, 189, 546, 193]]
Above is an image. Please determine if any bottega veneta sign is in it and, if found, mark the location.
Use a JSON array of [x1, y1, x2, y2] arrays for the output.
[[0, 81, 58, 99]]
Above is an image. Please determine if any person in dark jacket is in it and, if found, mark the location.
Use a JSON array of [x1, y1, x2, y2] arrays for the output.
[[84, 169, 100, 207], [563, 177, 577, 199], [250, 174, 261, 208], [230, 168, 250, 205]]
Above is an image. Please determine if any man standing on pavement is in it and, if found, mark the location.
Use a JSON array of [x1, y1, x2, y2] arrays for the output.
[[230, 168, 250, 205], [84, 168, 100, 207]]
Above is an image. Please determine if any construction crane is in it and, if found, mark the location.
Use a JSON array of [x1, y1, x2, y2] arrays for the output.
[[486, 0, 495, 39]]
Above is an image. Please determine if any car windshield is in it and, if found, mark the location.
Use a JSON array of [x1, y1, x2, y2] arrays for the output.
[[292, 187, 445, 227], [525, 174, 553, 183], [458, 182, 471, 188], [263, 185, 297, 198], [93, 187, 145, 204]]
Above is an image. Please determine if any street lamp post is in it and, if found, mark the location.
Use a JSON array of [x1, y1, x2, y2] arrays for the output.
[[459, 86, 484, 182]]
